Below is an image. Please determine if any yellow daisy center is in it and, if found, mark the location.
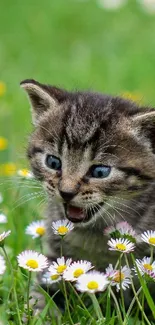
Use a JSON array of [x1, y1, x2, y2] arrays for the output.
[[57, 226, 68, 235], [26, 259, 38, 269], [36, 227, 45, 236], [50, 274, 60, 280], [87, 281, 99, 290], [0, 137, 8, 151], [20, 169, 29, 177], [113, 271, 125, 283], [143, 263, 153, 271], [57, 265, 67, 273], [149, 237, 155, 245], [73, 268, 84, 278], [115, 243, 126, 251]]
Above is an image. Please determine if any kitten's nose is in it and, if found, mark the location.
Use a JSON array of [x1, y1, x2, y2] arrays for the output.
[[59, 190, 77, 202]]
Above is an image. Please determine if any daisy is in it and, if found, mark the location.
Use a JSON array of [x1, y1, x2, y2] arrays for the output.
[[134, 257, 155, 279], [108, 238, 135, 253], [138, 0, 155, 14], [49, 256, 72, 275], [104, 222, 136, 241], [141, 230, 155, 246], [17, 250, 48, 272], [42, 270, 62, 284], [0, 193, 3, 204], [0, 213, 7, 224], [109, 265, 131, 291], [0, 254, 6, 275], [51, 219, 74, 236], [105, 264, 118, 280], [17, 169, 33, 179], [116, 222, 136, 237], [76, 271, 109, 293], [0, 230, 11, 246], [97, 0, 127, 10], [104, 225, 116, 236], [25, 220, 46, 239], [63, 260, 93, 281]]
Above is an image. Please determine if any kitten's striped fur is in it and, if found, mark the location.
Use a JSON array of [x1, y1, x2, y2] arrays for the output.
[[21, 79, 155, 312]]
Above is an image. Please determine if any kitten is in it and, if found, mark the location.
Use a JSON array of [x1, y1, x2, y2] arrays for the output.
[[21, 79, 155, 304]]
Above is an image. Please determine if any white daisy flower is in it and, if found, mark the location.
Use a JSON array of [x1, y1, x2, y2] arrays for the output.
[[105, 264, 118, 280], [109, 265, 131, 291], [17, 169, 33, 179], [51, 219, 74, 236], [63, 260, 93, 281], [97, 0, 127, 10], [0, 230, 11, 246], [138, 0, 155, 14], [42, 270, 62, 284], [0, 254, 6, 275], [76, 271, 109, 293], [17, 250, 48, 272], [134, 257, 155, 279], [116, 222, 136, 237], [104, 225, 116, 236], [0, 193, 3, 204], [0, 213, 7, 224], [108, 238, 135, 253], [141, 230, 155, 246], [25, 220, 46, 239], [49, 256, 72, 275], [104, 222, 136, 240]]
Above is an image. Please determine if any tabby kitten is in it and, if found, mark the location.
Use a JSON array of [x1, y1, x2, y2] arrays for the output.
[[21, 79, 155, 270]]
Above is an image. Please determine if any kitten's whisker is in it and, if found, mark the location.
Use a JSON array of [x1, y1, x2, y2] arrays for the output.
[[105, 201, 126, 222], [12, 190, 45, 206], [12, 192, 45, 211], [38, 125, 61, 143], [108, 197, 143, 218]]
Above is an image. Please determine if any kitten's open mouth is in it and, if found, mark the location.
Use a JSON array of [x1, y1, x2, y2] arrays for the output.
[[64, 203, 104, 223]]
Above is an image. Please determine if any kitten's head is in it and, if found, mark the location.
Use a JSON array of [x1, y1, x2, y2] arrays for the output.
[[21, 79, 155, 225]]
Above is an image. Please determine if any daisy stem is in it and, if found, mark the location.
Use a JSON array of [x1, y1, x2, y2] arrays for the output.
[[115, 253, 123, 269], [125, 255, 151, 325], [2, 246, 22, 325], [62, 279, 74, 325], [150, 246, 154, 263], [27, 271, 32, 324], [119, 255, 126, 319], [60, 237, 63, 257], [68, 282, 95, 321], [123, 287, 142, 324], [39, 238, 43, 254], [89, 293, 104, 320], [109, 287, 123, 324]]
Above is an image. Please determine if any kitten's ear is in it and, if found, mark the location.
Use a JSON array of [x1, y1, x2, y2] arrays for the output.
[[132, 110, 155, 150], [20, 79, 66, 126]]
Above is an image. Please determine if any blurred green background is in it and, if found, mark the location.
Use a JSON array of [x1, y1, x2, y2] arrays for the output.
[[0, 0, 155, 169]]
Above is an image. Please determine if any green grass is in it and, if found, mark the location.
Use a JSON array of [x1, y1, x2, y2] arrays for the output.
[[1, 0, 155, 323]]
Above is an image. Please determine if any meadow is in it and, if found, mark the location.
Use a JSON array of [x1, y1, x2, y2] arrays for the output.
[[1, 0, 155, 324]]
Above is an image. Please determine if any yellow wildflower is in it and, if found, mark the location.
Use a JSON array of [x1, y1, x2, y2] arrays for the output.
[[0, 137, 8, 151], [122, 91, 143, 103], [0, 163, 17, 176], [0, 82, 6, 96]]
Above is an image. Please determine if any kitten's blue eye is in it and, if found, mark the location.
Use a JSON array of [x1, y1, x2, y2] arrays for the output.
[[90, 165, 111, 178], [46, 155, 61, 171]]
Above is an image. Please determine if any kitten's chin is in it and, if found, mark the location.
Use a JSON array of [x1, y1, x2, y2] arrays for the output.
[[64, 203, 104, 224]]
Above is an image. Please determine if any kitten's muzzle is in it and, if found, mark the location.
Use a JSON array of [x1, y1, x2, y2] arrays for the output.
[[59, 190, 77, 202], [64, 203, 104, 223]]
